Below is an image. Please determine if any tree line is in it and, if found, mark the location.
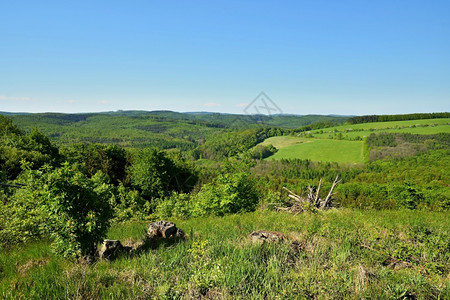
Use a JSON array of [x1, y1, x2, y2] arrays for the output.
[[347, 112, 450, 124]]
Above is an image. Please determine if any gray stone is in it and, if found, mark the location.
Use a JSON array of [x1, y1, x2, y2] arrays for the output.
[[147, 221, 184, 239], [249, 230, 285, 243], [99, 239, 126, 260]]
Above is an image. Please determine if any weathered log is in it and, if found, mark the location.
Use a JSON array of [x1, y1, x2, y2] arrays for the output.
[[314, 178, 322, 206], [321, 175, 340, 209], [281, 176, 340, 213]]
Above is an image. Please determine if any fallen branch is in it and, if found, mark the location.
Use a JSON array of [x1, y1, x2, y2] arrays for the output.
[[280, 176, 340, 213]]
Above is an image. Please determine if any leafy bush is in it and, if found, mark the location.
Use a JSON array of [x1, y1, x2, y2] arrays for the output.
[[111, 183, 149, 221], [190, 171, 259, 217], [388, 182, 424, 210], [154, 192, 192, 219], [9, 164, 114, 259], [251, 144, 278, 159]]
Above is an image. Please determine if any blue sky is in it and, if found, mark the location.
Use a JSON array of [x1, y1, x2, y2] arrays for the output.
[[1, 1, 449, 115]]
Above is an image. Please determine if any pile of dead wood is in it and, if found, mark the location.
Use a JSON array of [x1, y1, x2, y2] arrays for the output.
[[276, 175, 340, 214]]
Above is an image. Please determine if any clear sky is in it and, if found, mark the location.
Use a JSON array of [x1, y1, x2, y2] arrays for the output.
[[1, 1, 449, 115]]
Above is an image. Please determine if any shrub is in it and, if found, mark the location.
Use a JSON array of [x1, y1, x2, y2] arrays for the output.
[[111, 183, 148, 221], [154, 192, 192, 219], [388, 182, 424, 210], [190, 171, 259, 217], [11, 164, 114, 259]]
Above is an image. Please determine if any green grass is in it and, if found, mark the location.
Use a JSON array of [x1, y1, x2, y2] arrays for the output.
[[309, 118, 450, 140], [261, 136, 309, 148], [1, 209, 449, 299], [264, 137, 365, 164], [259, 119, 450, 164]]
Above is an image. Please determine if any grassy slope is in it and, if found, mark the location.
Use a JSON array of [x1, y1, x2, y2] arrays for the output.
[[309, 118, 450, 139], [1, 209, 449, 299], [259, 119, 450, 163], [266, 138, 365, 164]]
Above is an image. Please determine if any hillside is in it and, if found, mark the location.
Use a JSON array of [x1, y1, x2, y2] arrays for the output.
[[2, 111, 348, 149], [258, 118, 450, 163], [1, 209, 449, 299], [1, 113, 449, 299]]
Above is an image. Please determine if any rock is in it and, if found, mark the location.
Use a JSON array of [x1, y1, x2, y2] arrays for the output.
[[99, 239, 128, 260], [382, 257, 412, 270], [249, 230, 285, 243], [147, 221, 185, 239], [99, 222, 185, 261]]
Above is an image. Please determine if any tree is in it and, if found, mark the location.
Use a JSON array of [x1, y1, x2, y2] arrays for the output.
[[61, 143, 129, 185], [0, 125, 60, 180], [129, 148, 198, 202]]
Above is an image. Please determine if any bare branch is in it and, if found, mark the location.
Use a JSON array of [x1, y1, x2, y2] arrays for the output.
[[321, 175, 340, 209]]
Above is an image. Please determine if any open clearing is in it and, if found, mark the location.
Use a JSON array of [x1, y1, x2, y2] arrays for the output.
[[309, 118, 450, 139], [264, 137, 364, 164], [260, 119, 450, 163]]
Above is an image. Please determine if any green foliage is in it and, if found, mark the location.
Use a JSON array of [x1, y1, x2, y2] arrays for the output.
[[0, 122, 60, 179], [61, 143, 129, 185], [0, 115, 23, 136], [252, 148, 449, 210], [11, 164, 114, 259], [389, 182, 424, 210], [191, 171, 259, 217], [110, 184, 148, 221], [0, 187, 47, 248], [154, 192, 192, 219], [367, 132, 450, 161], [251, 143, 277, 159], [1, 210, 449, 299], [129, 148, 198, 202]]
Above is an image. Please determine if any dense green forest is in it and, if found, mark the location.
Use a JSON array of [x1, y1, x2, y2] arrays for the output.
[[2, 111, 347, 150], [1, 112, 449, 298]]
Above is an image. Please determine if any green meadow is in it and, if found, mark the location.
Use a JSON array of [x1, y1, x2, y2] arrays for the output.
[[263, 137, 365, 164], [309, 118, 450, 140], [1, 209, 449, 299], [258, 119, 450, 164]]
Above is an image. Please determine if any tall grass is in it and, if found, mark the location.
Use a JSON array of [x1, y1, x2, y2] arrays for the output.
[[1, 209, 449, 299]]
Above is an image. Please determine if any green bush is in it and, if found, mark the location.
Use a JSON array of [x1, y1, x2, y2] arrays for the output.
[[10, 164, 114, 259], [190, 171, 259, 217], [155, 192, 192, 219], [388, 182, 424, 210], [111, 183, 148, 221]]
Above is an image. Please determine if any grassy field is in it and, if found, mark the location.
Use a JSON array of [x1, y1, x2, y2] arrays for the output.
[[308, 118, 450, 140], [1, 209, 449, 299], [258, 119, 450, 164], [260, 136, 309, 148], [263, 137, 365, 164]]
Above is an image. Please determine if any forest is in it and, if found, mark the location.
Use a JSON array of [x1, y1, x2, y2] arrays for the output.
[[0, 112, 449, 298]]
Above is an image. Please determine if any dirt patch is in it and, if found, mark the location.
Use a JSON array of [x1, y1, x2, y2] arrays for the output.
[[18, 258, 49, 276]]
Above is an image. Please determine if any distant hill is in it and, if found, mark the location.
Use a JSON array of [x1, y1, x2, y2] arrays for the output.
[[0, 110, 349, 149]]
